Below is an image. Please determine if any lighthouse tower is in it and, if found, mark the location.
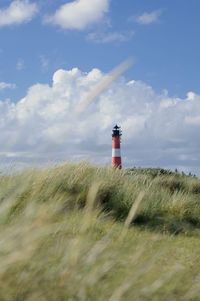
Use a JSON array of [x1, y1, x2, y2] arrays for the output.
[[112, 125, 122, 169]]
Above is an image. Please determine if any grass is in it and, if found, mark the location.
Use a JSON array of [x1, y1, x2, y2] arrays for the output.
[[0, 162, 200, 300]]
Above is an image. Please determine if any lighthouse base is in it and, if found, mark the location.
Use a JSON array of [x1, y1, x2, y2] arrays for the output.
[[112, 157, 122, 169]]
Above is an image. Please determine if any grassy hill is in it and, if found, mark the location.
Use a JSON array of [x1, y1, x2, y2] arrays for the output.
[[0, 163, 200, 300]]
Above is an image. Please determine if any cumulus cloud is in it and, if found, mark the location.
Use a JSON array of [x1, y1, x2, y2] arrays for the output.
[[135, 10, 162, 25], [45, 0, 110, 30], [0, 0, 38, 27], [0, 82, 16, 90], [87, 31, 134, 43], [0, 67, 200, 173]]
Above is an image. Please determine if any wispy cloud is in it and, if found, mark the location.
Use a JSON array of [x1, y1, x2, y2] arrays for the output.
[[0, 0, 38, 27], [16, 58, 25, 71], [134, 9, 163, 25], [44, 0, 110, 30], [0, 82, 16, 90], [87, 31, 134, 44], [40, 55, 49, 72]]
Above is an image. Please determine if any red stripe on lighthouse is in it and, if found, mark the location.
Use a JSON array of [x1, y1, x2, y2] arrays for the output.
[[112, 137, 120, 149], [112, 125, 122, 169]]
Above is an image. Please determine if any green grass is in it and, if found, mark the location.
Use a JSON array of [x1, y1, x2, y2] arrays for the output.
[[0, 163, 200, 300]]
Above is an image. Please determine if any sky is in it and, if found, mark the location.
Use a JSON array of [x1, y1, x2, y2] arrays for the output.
[[0, 0, 200, 174]]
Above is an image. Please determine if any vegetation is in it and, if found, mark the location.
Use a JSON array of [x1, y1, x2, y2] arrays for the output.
[[0, 163, 200, 300]]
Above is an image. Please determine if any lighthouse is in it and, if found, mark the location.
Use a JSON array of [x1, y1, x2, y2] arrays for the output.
[[112, 125, 122, 169]]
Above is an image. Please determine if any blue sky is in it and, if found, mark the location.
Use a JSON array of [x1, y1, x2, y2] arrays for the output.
[[0, 0, 200, 173], [1, 0, 199, 100]]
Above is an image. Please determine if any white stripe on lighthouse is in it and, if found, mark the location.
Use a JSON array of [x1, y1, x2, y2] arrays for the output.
[[112, 148, 121, 157]]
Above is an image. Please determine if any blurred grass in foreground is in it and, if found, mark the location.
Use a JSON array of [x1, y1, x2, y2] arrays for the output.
[[0, 162, 200, 300]]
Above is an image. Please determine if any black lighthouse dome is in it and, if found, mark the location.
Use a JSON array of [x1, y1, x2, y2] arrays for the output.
[[112, 125, 122, 137]]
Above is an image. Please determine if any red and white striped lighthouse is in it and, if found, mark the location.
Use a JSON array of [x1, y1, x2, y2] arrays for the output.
[[112, 125, 122, 169]]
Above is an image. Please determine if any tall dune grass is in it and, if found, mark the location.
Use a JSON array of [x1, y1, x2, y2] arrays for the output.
[[0, 163, 200, 300], [2, 162, 200, 233]]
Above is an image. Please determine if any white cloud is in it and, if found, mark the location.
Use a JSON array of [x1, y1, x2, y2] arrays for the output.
[[135, 10, 162, 25], [45, 0, 110, 30], [0, 67, 200, 174], [0, 0, 38, 27], [87, 31, 134, 43], [0, 82, 16, 90]]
